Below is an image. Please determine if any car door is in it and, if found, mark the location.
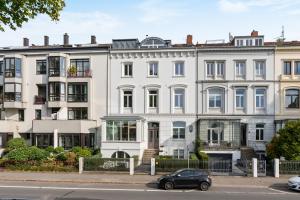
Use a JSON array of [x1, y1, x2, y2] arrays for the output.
[[174, 170, 195, 188]]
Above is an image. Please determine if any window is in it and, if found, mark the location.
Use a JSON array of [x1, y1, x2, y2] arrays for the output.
[[209, 88, 222, 108], [172, 121, 186, 139], [256, 124, 264, 141], [18, 109, 24, 121], [112, 151, 130, 159], [255, 88, 266, 108], [69, 59, 90, 77], [148, 62, 158, 76], [68, 107, 88, 120], [207, 121, 224, 145], [255, 61, 265, 76], [48, 56, 65, 77], [206, 62, 214, 76], [123, 90, 132, 108], [0, 61, 3, 75], [35, 134, 53, 148], [285, 89, 299, 108], [235, 89, 245, 108], [123, 63, 132, 77], [174, 88, 184, 108], [255, 38, 263, 46], [148, 90, 158, 108], [4, 57, 21, 77], [36, 60, 47, 75], [67, 83, 88, 102], [284, 61, 291, 75], [48, 82, 65, 101], [216, 62, 224, 76], [235, 61, 245, 77], [106, 121, 136, 141], [294, 61, 300, 75], [174, 62, 184, 76], [4, 83, 22, 102], [35, 109, 41, 120], [173, 149, 184, 159], [246, 39, 253, 46], [59, 134, 80, 150]]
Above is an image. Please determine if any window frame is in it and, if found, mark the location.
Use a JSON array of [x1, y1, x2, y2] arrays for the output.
[[148, 62, 158, 77], [235, 88, 245, 108], [67, 82, 88, 102], [69, 59, 90, 77], [255, 88, 266, 109], [174, 61, 185, 76], [106, 120, 137, 142], [123, 90, 133, 108], [255, 60, 266, 77], [294, 61, 300, 75], [235, 61, 246, 77], [173, 149, 184, 159], [148, 89, 158, 108], [255, 124, 264, 141], [48, 82, 65, 102], [285, 89, 300, 108], [206, 62, 214, 76], [4, 83, 22, 102], [36, 60, 47, 75], [172, 121, 186, 139], [283, 61, 292, 75], [122, 63, 133, 77], [174, 88, 185, 108]]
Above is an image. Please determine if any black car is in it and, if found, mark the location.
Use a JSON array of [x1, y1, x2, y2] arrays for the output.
[[157, 168, 212, 191]]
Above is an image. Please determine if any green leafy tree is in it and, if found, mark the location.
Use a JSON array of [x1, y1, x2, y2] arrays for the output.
[[0, 0, 65, 31], [267, 121, 300, 160]]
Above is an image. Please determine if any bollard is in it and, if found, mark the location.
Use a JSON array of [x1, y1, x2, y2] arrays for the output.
[[130, 157, 134, 175], [79, 157, 84, 174], [274, 158, 280, 178], [151, 158, 155, 176], [252, 158, 257, 178]]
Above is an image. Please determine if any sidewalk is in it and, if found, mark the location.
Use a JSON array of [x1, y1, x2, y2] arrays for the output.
[[0, 171, 293, 187]]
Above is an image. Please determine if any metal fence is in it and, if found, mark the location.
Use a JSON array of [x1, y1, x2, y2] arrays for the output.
[[155, 159, 233, 175], [279, 160, 300, 174], [84, 157, 130, 171]]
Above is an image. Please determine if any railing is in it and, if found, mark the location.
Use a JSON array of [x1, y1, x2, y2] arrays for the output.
[[67, 94, 88, 102], [34, 95, 46, 104], [156, 159, 232, 174], [67, 69, 92, 78], [202, 140, 240, 150], [247, 140, 267, 151], [279, 160, 300, 174], [84, 157, 130, 171], [48, 94, 65, 102]]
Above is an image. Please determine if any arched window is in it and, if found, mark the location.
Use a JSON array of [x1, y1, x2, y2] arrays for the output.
[[111, 151, 130, 159], [285, 89, 299, 108]]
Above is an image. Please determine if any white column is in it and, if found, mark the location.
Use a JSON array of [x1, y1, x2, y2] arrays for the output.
[[53, 129, 58, 148], [252, 158, 257, 178], [79, 157, 84, 174], [274, 158, 280, 178], [151, 158, 155, 176], [129, 157, 134, 175]]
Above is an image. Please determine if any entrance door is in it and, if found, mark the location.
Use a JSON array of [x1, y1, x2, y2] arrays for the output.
[[240, 123, 247, 146], [148, 122, 159, 149]]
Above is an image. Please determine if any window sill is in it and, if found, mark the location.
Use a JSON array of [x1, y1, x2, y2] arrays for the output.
[[172, 75, 185, 78], [121, 76, 133, 78], [172, 138, 186, 141], [147, 76, 159, 78]]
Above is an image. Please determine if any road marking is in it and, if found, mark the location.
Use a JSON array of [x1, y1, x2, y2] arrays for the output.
[[0, 185, 297, 196]]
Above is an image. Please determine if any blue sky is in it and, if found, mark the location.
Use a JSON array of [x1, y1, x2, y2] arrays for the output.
[[1, 0, 300, 46]]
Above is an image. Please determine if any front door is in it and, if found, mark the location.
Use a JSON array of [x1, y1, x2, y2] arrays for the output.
[[148, 122, 159, 149], [241, 123, 247, 146]]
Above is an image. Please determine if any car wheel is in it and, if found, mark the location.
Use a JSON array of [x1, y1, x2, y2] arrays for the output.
[[199, 182, 209, 191], [164, 181, 174, 190]]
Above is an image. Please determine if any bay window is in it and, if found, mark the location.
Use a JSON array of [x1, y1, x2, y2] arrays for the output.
[[4, 57, 21, 77], [106, 121, 137, 141], [67, 82, 88, 102], [4, 83, 22, 102], [48, 56, 65, 77], [48, 82, 65, 101]]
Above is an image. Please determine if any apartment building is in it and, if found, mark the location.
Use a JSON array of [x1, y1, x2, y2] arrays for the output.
[[0, 34, 109, 150], [101, 36, 197, 161], [197, 31, 276, 161], [0, 31, 299, 162]]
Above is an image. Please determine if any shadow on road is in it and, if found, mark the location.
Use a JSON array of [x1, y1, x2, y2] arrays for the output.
[[269, 183, 299, 193]]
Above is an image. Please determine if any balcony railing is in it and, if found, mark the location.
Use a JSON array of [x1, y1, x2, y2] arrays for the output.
[[67, 69, 92, 78], [67, 94, 88, 102], [34, 95, 46, 104], [49, 94, 65, 102], [202, 140, 240, 150]]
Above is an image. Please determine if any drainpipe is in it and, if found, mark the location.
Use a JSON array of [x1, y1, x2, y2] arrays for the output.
[[195, 46, 199, 144]]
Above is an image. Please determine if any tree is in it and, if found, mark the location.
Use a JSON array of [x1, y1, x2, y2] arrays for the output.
[[0, 0, 65, 31], [267, 120, 300, 160]]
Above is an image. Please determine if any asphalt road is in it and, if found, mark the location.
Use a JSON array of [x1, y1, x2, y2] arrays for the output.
[[0, 181, 298, 200]]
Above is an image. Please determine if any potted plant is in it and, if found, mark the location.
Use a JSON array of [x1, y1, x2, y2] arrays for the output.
[[68, 65, 77, 77]]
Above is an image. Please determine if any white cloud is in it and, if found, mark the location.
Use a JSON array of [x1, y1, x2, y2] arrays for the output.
[[0, 11, 122, 46], [218, 0, 300, 13], [137, 0, 186, 24]]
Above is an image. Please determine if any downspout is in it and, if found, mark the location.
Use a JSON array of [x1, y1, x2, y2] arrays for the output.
[[195, 46, 199, 146]]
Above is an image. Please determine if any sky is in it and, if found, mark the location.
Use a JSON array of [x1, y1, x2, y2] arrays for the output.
[[1, 0, 300, 46]]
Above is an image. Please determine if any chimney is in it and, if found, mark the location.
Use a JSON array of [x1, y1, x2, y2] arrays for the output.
[[251, 30, 259, 37], [91, 35, 97, 44], [186, 34, 193, 45], [44, 35, 49, 46], [63, 33, 69, 46], [23, 38, 29, 46]]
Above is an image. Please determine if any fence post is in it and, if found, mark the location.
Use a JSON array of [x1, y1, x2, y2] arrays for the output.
[[274, 158, 280, 178], [151, 158, 155, 176], [130, 158, 134, 175], [79, 157, 84, 174], [252, 158, 257, 178]]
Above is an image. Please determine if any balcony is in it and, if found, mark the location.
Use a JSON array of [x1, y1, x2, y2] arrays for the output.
[[202, 140, 240, 150], [32, 119, 97, 133], [34, 95, 46, 105], [67, 69, 92, 78]]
